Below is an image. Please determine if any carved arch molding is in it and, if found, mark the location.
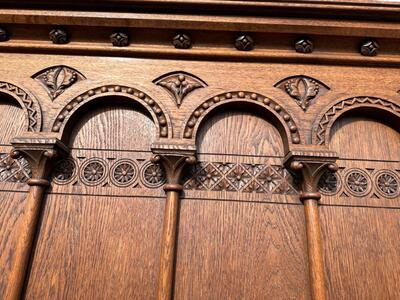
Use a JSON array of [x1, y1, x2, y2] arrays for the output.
[[0, 81, 42, 132]]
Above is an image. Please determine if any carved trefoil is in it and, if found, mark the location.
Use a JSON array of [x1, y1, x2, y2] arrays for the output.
[[274, 75, 329, 111], [32, 65, 86, 100], [153, 71, 207, 107]]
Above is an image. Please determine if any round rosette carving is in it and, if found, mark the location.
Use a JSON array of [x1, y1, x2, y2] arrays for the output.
[[318, 169, 341, 196], [52, 158, 77, 185], [344, 168, 371, 197], [140, 161, 165, 188], [110, 159, 138, 187], [80, 158, 107, 186], [374, 170, 399, 199]]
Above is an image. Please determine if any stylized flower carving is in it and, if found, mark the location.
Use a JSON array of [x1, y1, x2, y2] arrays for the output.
[[49, 28, 69, 44], [173, 33, 192, 49], [345, 170, 370, 196], [360, 40, 379, 56], [111, 160, 138, 187], [33, 66, 85, 100], [234, 35, 254, 51], [110, 32, 129, 47], [318, 170, 339, 195], [226, 165, 252, 190], [257, 166, 281, 192], [285, 77, 319, 111], [295, 38, 314, 53], [53, 158, 76, 184], [376, 171, 399, 198], [81, 159, 107, 185], [141, 162, 165, 188]]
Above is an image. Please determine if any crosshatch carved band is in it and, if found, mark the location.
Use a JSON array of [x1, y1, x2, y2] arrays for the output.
[[51, 84, 171, 138], [0, 81, 42, 132], [182, 91, 301, 145], [314, 96, 400, 145]]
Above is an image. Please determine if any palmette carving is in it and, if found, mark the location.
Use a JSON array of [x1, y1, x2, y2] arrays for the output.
[[32, 65, 85, 100], [274, 76, 329, 111], [153, 71, 207, 107]]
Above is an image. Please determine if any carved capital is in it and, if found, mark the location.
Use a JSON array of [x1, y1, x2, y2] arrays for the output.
[[11, 137, 69, 186], [284, 149, 338, 201], [151, 142, 196, 191]]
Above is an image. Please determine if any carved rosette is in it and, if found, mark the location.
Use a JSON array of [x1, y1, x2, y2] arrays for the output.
[[52, 85, 170, 138], [32, 65, 86, 100], [11, 137, 69, 186], [284, 149, 338, 201], [153, 71, 207, 107], [274, 75, 329, 111]]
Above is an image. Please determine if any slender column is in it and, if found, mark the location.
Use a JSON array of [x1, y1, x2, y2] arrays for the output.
[[151, 145, 196, 300], [4, 138, 68, 300], [285, 150, 338, 300]]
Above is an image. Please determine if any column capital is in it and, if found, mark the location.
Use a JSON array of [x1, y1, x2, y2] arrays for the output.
[[11, 137, 69, 186], [151, 142, 196, 192], [284, 148, 338, 201]]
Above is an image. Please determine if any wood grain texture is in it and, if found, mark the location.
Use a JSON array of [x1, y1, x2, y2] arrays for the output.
[[25, 194, 164, 300], [0, 99, 26, 145], [0, 191, 28, 298], [320, 206, 400, 300], [174, 200, 310, 300]]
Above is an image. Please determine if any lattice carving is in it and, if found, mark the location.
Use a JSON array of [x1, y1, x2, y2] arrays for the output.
[[0, 152, 32, 183], [183, 91, 301, 144], [183, 161, 298, 195], [0, 82, 42, 131], [315, 97, 400, 145], [32, 65, 86, 100], [153, 71, 207, 107]]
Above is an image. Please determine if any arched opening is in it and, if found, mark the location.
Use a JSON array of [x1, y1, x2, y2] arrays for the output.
[[175, 106, 310, 299], [26, 97, 164, 300], [0, 93, 26, 145]]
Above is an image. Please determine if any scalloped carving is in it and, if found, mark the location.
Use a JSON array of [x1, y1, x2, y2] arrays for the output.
[[274, 75, 330, 111], [153, 71, 207, 107], [32, 65, 86, 100], [0, 81, 42, 131]]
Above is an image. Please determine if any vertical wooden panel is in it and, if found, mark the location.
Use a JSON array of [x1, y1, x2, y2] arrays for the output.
[[320, 206, 400, 300], [175, 110, 310, 299], [25, 104, 163, 299], [174, 200, 311, 299], [0, 98, 26, 145], [0, 191, 29, 297]]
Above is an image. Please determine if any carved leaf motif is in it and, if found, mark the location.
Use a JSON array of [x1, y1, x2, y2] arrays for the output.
[[275, 75, 329, 111], [33, 66, 85, 100], [154, 72, 207, 107]]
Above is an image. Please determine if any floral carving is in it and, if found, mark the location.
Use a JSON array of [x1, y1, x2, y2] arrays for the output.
[[360, 40, 379, 56], [33, 66, 85, 100], [275, 76, 329, 111], [111, 160, 138, 187], [318, 170, 340, 195], [183, 162, 297, 195], [295, 38, 314, 53], [154, 71, 207, 107], [52, 158, 76, 184], [141, 162, 165, 188], [0, 153, 31, 183], [49, 28, 69, 44], [375, 171, 399, 198], [345, 169, 370, 196], [0, 82, 42, 131], [173, 33, 192, 49], [110, 32, 129, 47], [80, 159, 107, 186], [234, 35, 254, 51]]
